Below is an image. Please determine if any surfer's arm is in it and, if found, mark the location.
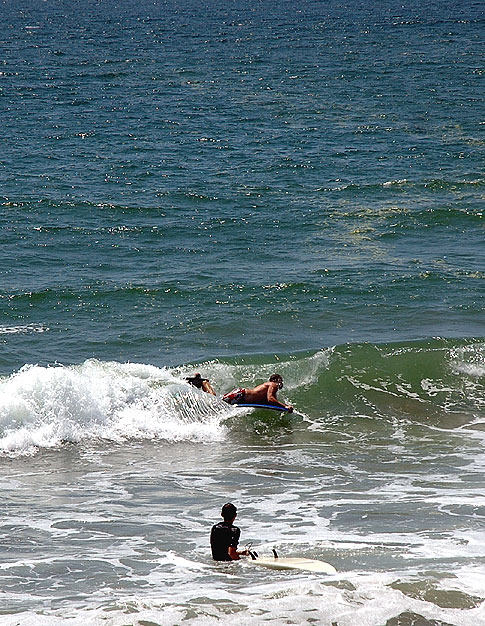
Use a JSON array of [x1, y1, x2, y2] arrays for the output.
[[228, 546, 249, 560], [266, 383, 293, 412], [201, 380, 216, 395]]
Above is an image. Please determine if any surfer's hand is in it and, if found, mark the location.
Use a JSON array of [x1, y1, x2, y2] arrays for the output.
[[287, 406, 293, 413]]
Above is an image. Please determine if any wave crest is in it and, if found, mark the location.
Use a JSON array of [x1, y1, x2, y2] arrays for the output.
[[0, 360, 229, 457]]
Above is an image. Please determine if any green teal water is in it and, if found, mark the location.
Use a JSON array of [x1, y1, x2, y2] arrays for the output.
[[1, 0, 483, 371]]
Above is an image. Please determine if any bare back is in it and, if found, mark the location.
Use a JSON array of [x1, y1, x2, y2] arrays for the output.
[[244, 381, 282, 406]]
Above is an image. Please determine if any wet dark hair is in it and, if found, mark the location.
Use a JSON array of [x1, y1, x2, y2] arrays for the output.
[[269, 374, 283, 383], [186, 373, 208, 389], [221, 503, 237, 521]]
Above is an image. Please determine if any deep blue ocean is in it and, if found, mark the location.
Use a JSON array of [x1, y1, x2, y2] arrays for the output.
[[0, 1, 484, 625]]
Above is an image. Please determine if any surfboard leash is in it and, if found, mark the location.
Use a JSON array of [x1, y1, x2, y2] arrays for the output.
[[245, 542, 258, 560]]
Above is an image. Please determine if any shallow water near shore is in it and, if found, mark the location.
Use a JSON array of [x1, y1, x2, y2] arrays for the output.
[[1, 346, 484, 625]]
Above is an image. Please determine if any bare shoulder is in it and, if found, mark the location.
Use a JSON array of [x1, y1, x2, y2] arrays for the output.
[[251, 381, 270, 392]]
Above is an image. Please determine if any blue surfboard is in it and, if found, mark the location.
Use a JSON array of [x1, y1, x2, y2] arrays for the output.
[[235, 403, 291, 412]]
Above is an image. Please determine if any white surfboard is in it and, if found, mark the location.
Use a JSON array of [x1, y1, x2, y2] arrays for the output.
[[250, 557, 336, 574]]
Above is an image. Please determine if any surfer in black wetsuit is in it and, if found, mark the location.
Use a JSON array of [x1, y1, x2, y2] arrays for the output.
[[210, 503, 249, 561], [185, 372, 216, 395]]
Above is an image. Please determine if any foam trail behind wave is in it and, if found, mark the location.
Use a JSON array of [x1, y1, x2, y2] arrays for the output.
[[0, 360, 230, 456]]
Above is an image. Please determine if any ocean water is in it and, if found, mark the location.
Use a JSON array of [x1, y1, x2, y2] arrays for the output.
[[0, 0, 484, 624]]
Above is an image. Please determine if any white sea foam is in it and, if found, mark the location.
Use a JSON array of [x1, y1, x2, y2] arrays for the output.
[[450, 343, 485, 379], [0, 360, 232, 456], [1, 571, 484, 626], [0, 324, 48, 335]]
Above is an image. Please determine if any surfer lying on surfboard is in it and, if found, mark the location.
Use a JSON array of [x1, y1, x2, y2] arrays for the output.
[[222, 374, 293, 413], [185, 373, 216, 396]]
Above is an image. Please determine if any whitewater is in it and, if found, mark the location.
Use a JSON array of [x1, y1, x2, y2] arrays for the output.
[[1, 343, 485, 625], [1, 341, 483, 457]]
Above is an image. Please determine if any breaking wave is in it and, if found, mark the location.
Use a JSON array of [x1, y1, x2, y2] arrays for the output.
[[0, 337, 483, 456]]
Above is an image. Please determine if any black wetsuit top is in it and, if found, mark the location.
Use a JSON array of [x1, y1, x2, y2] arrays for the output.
[[210, 521, 241, 561], [186, 375, 207, 389]]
